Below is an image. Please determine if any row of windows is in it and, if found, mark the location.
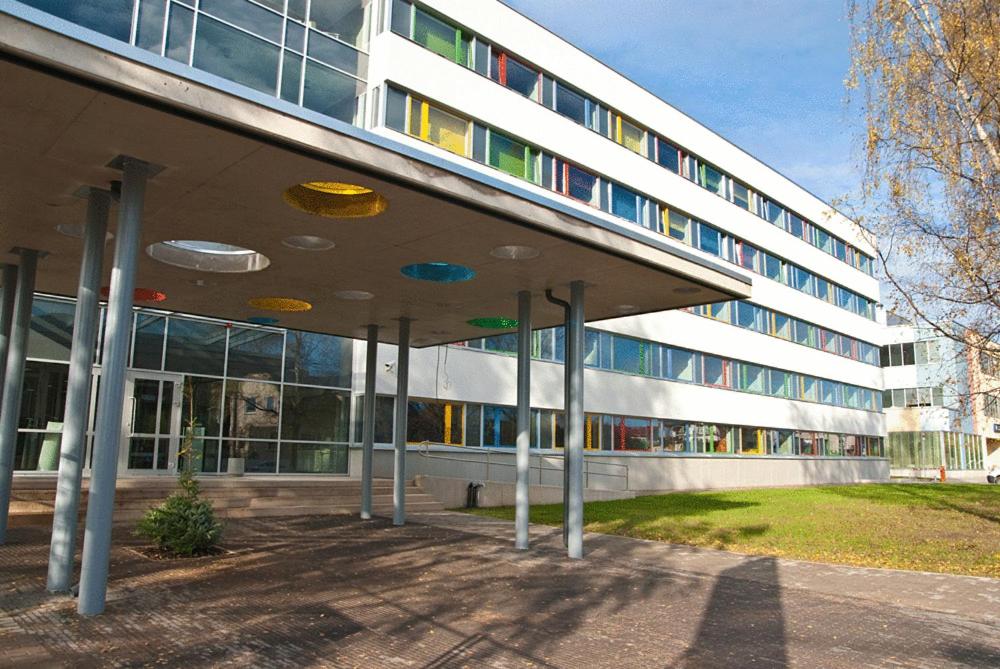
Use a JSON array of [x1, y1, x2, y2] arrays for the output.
[[362, 396, 885, 457], [984, 393, 1000, 419], [456, 326, 883, 412], [386, 88, 878, 320], [689, 301, 880, 366], [879, 341, 942, 367], [882, 386, 946, 408], [25, 0, 370, 125], [389, 0, 876, 276]]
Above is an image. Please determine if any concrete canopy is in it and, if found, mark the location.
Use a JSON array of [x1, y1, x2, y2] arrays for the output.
[[0, 13, 751, 347]]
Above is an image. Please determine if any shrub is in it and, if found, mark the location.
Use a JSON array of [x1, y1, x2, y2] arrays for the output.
[[135, 471, 222, 556]]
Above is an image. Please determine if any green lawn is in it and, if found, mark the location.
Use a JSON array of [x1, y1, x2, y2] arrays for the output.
[[464, 484, 1000, 578]]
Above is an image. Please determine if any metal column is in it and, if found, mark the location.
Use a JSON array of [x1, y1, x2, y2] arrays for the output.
[[47, 188, 111, 593], [360, 324, 378, 520], [78, 159, 148, 615], [566, 281, 585, 559], [0, 251, 38, 543], [0, 264, 17, 408], [392, 318, 410, 526], [515, 291, 531, 550]]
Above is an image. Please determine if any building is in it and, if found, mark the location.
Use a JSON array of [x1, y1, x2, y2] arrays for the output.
[[880, 317, 993, 478], [5, 0, 887, 497]]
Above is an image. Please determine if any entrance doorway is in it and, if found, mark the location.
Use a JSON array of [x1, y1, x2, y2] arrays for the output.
[[120, 372, 182, 475]]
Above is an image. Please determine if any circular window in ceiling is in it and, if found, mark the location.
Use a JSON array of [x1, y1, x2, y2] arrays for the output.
[[247, 297, 312, 312], [400, 262, 476, 283], [283, 181, 388, 219], [146, 240, 271, 273]]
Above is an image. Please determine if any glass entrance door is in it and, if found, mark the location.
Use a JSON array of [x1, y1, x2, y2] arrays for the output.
[[121, 372, 182, 475]]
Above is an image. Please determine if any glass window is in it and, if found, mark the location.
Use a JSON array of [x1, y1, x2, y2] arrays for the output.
[[200, 0, 282, 43], [821, 380, 839, 405], [902, 342, 916, 365], [308, 30, 366, 78], [280, 51, 303, 103], [774, 313, 791, 339], [412, 7, 461, 61], [668, 348, 697, 382], [284, 331, 352, 388], [889, 344, 902, 366], [933, 387, 945, 406], [22, 0, 134, 41], [554, 83, 587, 124], [700, 164, 726, 196], [302, 60, 362, 123], [666, 210, 690, 243], [740, 364, 765, 393], [564, 164, 598, 205], [180, 376, 223, 437], [483, 406, 516, 447], [28, 298, 76, 362], [407, 400, 463, 445], [703, 356, 729, 387], [612, 337, 651, 376], [279, 442, 347, 473], [227, 327, 283, 381], [136, 0, 166, 54], [281, 386, 349, 441], [503, 55, 539, 99], [489, 132, 529, 179], [616, 117, 644, 154], [736, 301, 757, 329], [766, 201, 785, 228], [656, 139, 681, 173], [192, 16, 279, 95], [787, 213, 804, 239], [165, 318, 227, 376], [802, 377, 818, 402], [619, 417, 652, 451], [610, 184, 639, 222], [732, 182, 750, 210], [16, 361, 68, 430], [309, 0, 370, 50], [763, 254, 782, 281], [769, 370, 789, 397], [391, 0, 412, 35], [223, 380, 280, 440], [698, 226, 721, 256], [417, 103, 469, 156], [132, 314, 165, 370]]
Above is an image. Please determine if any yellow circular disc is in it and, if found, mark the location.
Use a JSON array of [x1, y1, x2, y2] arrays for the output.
[[283, 182, 388, 218], [247, 297, 313, 312]]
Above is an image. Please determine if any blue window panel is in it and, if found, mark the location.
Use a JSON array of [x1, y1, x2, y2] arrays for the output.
[[610, 184, 639, 223], [193, 16, 280, 95], [200, 0, 283, 43], [698, 226, 721, 256], [22, 0, 134, 41]]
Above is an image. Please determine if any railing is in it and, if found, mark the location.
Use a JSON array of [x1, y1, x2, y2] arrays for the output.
[[412, 443, 630, 491]]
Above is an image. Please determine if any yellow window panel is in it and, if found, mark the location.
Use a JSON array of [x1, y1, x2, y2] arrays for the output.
[[426, 104, 469, 157], [443, 403, 452, 444]]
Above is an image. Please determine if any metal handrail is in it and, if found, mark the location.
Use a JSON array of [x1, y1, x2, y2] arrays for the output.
[[413, 442, 630, 491]]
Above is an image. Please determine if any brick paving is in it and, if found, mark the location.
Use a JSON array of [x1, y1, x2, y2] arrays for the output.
[[1, 512, 998, 668]]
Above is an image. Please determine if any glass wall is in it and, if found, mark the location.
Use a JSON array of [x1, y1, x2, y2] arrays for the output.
[[389, 0, 876, 277], [395, 394, 884, 457], [14, 296, 353, 474], [22, 0, 371, 125], [887, 431, 984, 471]]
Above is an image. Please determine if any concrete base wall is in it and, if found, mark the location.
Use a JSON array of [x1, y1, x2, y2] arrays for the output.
[[890, 468, 988, 482], [351, 445, 890, 501], [414, 475, 634, 509]]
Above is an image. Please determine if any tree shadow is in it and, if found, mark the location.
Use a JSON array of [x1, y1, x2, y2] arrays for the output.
[[824, 483, 1000, 525]]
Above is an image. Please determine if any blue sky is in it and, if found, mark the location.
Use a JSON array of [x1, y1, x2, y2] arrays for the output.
[[501, 0, 861, 205]]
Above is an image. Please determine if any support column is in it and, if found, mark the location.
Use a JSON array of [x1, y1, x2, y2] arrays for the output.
[[47, 188, 111, 593], [0, 251, 39, 543], [566, 281, 585, 559], [78, 159, 148, 616], [392, 318, 410, 526], [360, 324, 378, 520], [515, 291, 531, 550], [0, 264, 17, 407]]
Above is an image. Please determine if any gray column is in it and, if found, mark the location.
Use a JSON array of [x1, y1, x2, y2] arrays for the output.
[[392, 318, 410, 526], [47, 188, 111, 593], [78, 159, 148, 616], [0, 264, 17, 408], [0, 251, 39, 543], [360, 324, 378, 520], [562, 308, 573, 548], [515, 291, 531, 550], [566, 281, 585, 559]]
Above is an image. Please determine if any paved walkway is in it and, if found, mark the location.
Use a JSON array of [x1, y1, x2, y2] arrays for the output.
[[1, 511, 998, 668]]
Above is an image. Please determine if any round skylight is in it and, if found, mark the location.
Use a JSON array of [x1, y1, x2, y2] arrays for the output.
[[283, 181, 388, 218], [146, 241, 270, 273], [282, 235, 336, 251]]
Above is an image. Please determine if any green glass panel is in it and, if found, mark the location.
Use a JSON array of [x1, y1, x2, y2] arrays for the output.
[[413, 8, 458, 61], [489, 133, 527, 178]]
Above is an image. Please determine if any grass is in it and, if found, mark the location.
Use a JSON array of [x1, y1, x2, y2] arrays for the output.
[[464, 483, 1000, 578]]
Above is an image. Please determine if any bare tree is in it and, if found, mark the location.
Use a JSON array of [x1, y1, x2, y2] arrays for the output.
[[848, 0, 999, 345]]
